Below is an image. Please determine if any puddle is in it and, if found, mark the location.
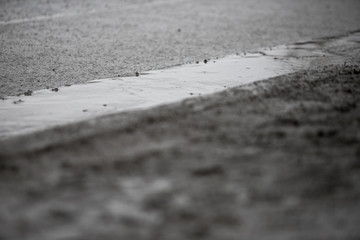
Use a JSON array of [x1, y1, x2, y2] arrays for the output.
[[0, 32, 359, 139]]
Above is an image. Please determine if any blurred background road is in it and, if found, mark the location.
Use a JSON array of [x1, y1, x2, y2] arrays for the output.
[[1, 0, 360, 97]]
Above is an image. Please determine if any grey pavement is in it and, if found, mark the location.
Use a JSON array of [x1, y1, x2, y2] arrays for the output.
[[1, 0, 360, 97]]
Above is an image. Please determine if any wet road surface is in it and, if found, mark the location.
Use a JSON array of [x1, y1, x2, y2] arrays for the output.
[[1, 0, 360, 97], [1, 31, 360, 138]]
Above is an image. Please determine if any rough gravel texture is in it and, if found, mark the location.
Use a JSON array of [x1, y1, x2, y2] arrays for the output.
[[1, 64, 360, 239], [1, 0, 360, 97]]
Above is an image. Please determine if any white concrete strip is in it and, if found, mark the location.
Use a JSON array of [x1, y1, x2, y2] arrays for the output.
[[0, 32, 359, 139]]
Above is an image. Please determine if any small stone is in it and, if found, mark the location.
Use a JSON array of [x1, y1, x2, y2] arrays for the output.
[[135, 72, 139, 77], [24, 90, 33, 96], [204, 59, 208, 64], [13, 99, 24, 104]]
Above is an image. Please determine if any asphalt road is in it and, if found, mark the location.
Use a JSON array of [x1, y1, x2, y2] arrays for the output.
[[1, 0, 360, 97], [1, 1, 360, 239], [1, 64, 360, 240]]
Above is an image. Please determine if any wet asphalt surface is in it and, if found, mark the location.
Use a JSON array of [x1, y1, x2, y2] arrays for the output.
[[1, 0, 360, 97], [1, 1, 360, 239]]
